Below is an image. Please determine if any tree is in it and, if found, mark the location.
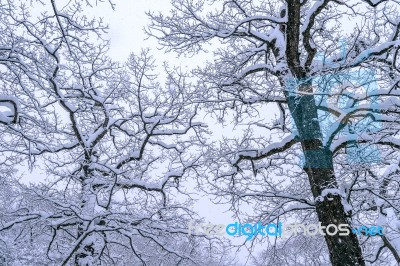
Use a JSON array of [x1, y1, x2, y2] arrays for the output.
[[148, 0, 400, 265], [0, 1, 233, 265]]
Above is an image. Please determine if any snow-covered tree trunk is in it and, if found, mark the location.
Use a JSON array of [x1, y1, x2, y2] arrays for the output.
[[74, 182, 98, 265], [287, 81, 364, 265], [285, 1, 363, 264]]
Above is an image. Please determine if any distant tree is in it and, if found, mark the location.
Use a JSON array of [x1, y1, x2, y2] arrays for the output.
[[148, 0, 400, 265]]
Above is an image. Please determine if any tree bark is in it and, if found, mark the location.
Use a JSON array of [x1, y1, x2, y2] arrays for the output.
[[287, 86, 365, 265], [285, 1, 365, 264], [74, 181, 97, 266]]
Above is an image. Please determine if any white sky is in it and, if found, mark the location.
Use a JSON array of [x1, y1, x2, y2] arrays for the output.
[[96, 1, 202, 70], [101, 0, 171, 61]]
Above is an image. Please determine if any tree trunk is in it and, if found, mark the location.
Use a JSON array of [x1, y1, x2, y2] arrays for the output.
[[74, 181, 97, 266], [287, 86, 365, 266], [284, 0, 365, 264]]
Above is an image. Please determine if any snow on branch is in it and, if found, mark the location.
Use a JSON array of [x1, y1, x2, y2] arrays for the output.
[[0, 96, 19, 125]]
